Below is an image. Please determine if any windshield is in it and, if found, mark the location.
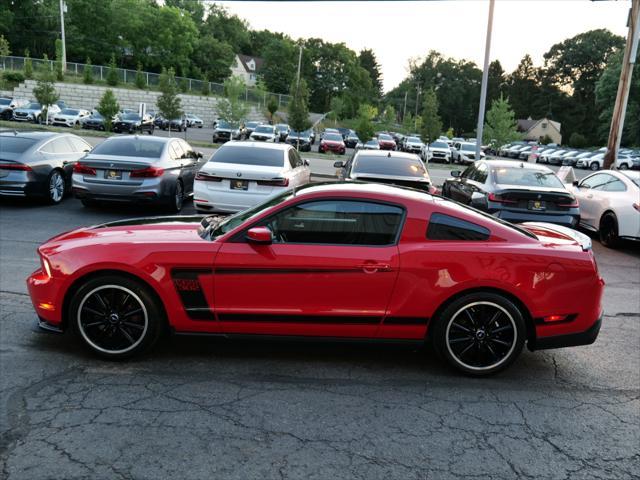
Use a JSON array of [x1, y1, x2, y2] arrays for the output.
[[25, 103, 41, 109], [378, 134, 393, 141], [406, 137, 421, 144], [365, 140, 378, 146], [217, 120, 237, 129], [0, 99, 11, 106], [91, 138, 164, 158], [122, 113, 141, 121], [210, 145, 284, 167], [430, 141, 449, 148], [323, 133, 343, 142], [460, 144, 476, 151], [208, 189, 294, 238], [354, 156, 427, 178], [495, 167, 564, 188], [621, 172, 640, 188], [0, 136, 37, 153], [89, 112, 104, 119], [61, 109, 80, 115], [246, 122, 259, 128], [276, 125, 288, 131], [255, 126, 274, 134]]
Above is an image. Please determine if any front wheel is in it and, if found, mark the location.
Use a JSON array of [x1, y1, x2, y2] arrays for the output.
[[430, 292, 526, 376], [69, 275, 164, 359], [618, 163, 628, 170], [590, 162, 600, 171]]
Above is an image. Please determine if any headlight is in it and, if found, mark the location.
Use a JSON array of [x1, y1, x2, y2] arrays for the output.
[[41, 256, 52, 278]]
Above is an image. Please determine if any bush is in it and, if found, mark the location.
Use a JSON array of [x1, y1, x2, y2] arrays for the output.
[[569, 132, 588, 148], [201, 77, 210, 96], [106, 55, 119, 86], [540, 134, 553, 145], [3, 71, 26, 83], [24, 50, 33, 79], [179, 78, 189, 93], [134, 64, 146, 89], [83, 58, 94, 84], [55, 39, 64, 81]]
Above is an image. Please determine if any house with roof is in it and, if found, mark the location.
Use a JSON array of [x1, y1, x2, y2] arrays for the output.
[[517, 117, 562, 145], [229, 54, 264, 86]]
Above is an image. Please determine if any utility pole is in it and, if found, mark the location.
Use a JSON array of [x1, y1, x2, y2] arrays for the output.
[[603, 0, 639, 170], [402, 90, 408, 123], [475, 0, 495, 160], [414, 85, 421, 130], [59, 0, 67, 72], [295, 44, 303, 92]]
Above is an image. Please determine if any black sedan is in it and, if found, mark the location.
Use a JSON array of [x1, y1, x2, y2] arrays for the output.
[[81, 112, 107, 131], [113, 113, 155, 134], [442, 160, 579, 228], [344, 131, 360, 149], [285, 130, 312, 151], [0, 131, 92, 204]]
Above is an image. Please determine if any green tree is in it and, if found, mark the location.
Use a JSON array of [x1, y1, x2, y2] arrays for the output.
[[0, 35, 9, 70], [359, 48, 383, 99], [540, 134, 553, 145], [54, 38, 64, 81], [193, 35, 235, 83], [200, 76, 210, 96], [106, 55, 119, 86], [482, 94, 521, 149], [382, 105, 396, 126], [216, 75, 247, 125], [261, 38, 297, 94], [32, 69, 58, 124], [24, 49, 33, 79], [288, 78, 311, 146], [355, 104, 376, 144], [569, 132, 588, 148], [267, 96, 278, 122], [328, 97, 344, 125], [505, 54, 540, 120], [97, 89, 120, 132], [420, 88, 442, 143], [83, 57, 94, 84], [157, 68, 183, 131], [134, 63, 146, 89], [487, 60, 505, 107]]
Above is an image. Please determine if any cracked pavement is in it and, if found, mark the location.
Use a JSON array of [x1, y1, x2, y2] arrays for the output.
[[1, 199, 639, 479]]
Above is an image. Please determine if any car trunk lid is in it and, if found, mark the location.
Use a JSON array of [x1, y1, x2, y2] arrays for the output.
[[492, 185, 576, 212]]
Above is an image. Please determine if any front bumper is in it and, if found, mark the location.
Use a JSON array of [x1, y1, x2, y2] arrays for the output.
[[530, 312, 602, 351], [27, 267, 65, 327]]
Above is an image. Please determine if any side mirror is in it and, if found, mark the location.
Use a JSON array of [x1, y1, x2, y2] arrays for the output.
[[572, 180, 579, 187], [450, 170, 461, 178], [304, 159, 310, 166], [246, 226, 273, 245], [333, 161, 344, 168], [197, 151, 204, 159], [470, 191, 486, 206]]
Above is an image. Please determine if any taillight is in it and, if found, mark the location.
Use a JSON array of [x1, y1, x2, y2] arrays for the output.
[[73, 162, 96, 175], [488, 193, 517, 204], [257, 178, 289, 187], [130, 166, 164, 178], [195, 172, 222, 182], [0, 163, 32, 171], [558, 197, 579, 208]]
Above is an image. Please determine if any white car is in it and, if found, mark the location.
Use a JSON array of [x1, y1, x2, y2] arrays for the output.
[[422, 140, 452, 163], [452, 142, 485, 164], [250, 125, 278, 142], [194, 142, 311, 213], [402, 136, 424, 154], [575, 153, 633, 171], [185, 114, 204, 128], [51, 108, 91, 127], [571, 170, 640, 247]]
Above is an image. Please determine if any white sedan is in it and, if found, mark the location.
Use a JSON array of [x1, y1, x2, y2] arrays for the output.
[[50, 108, 91, 127], [250, 125, 278, 142], [194, 142, 311, 213], [571, 170, 640, 248]]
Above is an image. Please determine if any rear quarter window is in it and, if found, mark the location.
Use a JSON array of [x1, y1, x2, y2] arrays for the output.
[[427, 213, 490, 241]]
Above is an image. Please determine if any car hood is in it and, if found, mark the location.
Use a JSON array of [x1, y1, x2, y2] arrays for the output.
[[39, 216, 205, 257], [14, 107, 41, 113], [428, 147, 450, 153]]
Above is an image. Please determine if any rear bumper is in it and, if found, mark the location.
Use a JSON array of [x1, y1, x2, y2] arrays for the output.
[[530, 312, 602, 351]]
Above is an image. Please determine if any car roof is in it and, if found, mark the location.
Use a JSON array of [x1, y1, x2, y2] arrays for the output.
[[101, 134, 173, 144], [479, 159, 552, 171], [0, 131, 59, 141], [292, 181, 433, 203], [355, 150, 420, 161], [223, 140, 290, 151]]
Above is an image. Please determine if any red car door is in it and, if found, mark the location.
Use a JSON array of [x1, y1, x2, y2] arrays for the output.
[[213, 199, 404, 338]]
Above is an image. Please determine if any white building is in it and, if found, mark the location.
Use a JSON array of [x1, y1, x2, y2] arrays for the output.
[[229, 54, 264, 87]]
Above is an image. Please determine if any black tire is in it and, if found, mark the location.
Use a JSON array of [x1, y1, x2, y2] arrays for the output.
[[68, 274, 164, 360], [168, 180, 184, 213], [46, 169, 65, 204], [618, 163, 629, 170], [430, 292, 526, 376], [599, 212, 621, 249], [148, 127, 153, 135], [590, 162, 600, 171]]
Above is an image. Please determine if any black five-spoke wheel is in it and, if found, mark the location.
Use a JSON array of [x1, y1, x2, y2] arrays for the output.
[[432, 293, 526, 376], [70, 275, 164, 359]]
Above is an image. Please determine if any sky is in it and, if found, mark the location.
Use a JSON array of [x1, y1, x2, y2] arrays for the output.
[[215, 0, 631, 92]]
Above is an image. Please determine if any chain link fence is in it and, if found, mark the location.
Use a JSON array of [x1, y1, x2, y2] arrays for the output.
[[0, 56, 290, 108]]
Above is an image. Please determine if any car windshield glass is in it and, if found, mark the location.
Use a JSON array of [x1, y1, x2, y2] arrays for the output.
[[495, 167, 564, 188], [354, 156, 427, 178], [218, 120, 237, 129], [61, 109, 79, 115], [255, 126, 273, 133], [210, 189, 294, 238], [91, 138, 164, 158], [89, 113, 103, 119], [211, 145, 284, 167], [276, 125, 288, 131], [26, 103, 41, 109], [0, 99, 11, 105], [0, 136, 37, 153], [430, 141, 449, 148], [324, 133, 343, 142], [122, 113, 141, 120], [461, 144, 476, 151], [246, 122, 259, 128], [406, 137, 421, 143], [365, 140, 378, 145], [378, 134, 392, 140]]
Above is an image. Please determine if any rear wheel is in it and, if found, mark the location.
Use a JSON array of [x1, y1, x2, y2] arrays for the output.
[[168, 180, 184, 213], [590, 162, 600, 171], [599, 213, 621, 248], [46, 169, 65, 204], [69, 275, 164, 359], [618, 163, 629, 170], [431, 292, 525, 376]]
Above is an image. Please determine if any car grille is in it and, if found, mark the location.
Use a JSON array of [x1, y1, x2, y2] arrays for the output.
[[14, 112, 29, 118], [433, 152, 446, 157]]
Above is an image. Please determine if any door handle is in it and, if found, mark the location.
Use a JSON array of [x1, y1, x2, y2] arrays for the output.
[[356, 263, 391, 273]]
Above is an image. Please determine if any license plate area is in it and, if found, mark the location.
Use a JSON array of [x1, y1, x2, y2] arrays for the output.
[[230, 180, 249, 190], [104, 170, 122, 180], [528, 200, 546, 211]]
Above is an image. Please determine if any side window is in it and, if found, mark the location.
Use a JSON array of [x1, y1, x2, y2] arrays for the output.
[[287, 149, 297, 169], [581, 173, 613, 190], [427, 213, 490, 241], [40, 137, 73, 154], [179, 140, 194, 158], [259, 200, 404, 246], [603, 177, 627, 192], [170, 142, 184, 160], [461, 165, 475, 179], [471, 163, 488, 183], [454, 143, 461, 150], [68, 136, 91, 153]]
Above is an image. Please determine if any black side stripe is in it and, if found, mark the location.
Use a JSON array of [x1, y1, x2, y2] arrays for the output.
[[171, 268, 214, 321], [213, 267, 376, 275], [218, 314, 382, 325], [384, 317, 429, 326]]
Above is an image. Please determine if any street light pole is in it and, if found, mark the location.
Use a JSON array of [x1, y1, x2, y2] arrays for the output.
[[603, 0, 639, 170], [475, 0, 495, 160], [59, 0, 67, 72], [414, 85, 421, 130], [295, 44, 303, 92], [402, 90, 408, 123]]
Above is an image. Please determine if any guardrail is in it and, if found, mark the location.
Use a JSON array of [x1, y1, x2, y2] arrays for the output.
[[0, 55, 291, 108]]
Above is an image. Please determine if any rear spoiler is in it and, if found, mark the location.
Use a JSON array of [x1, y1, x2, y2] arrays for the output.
[[520, 222, 592, 251]]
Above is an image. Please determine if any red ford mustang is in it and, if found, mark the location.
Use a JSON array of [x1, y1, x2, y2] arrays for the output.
[[27, 183, 604, 375]]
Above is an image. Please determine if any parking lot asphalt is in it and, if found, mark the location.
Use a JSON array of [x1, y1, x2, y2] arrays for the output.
[[1, 183, 639, 479]]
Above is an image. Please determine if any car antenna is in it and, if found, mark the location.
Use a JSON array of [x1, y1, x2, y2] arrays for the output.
[[520, 162, 524, 168], [388, 151, 391, 158]]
